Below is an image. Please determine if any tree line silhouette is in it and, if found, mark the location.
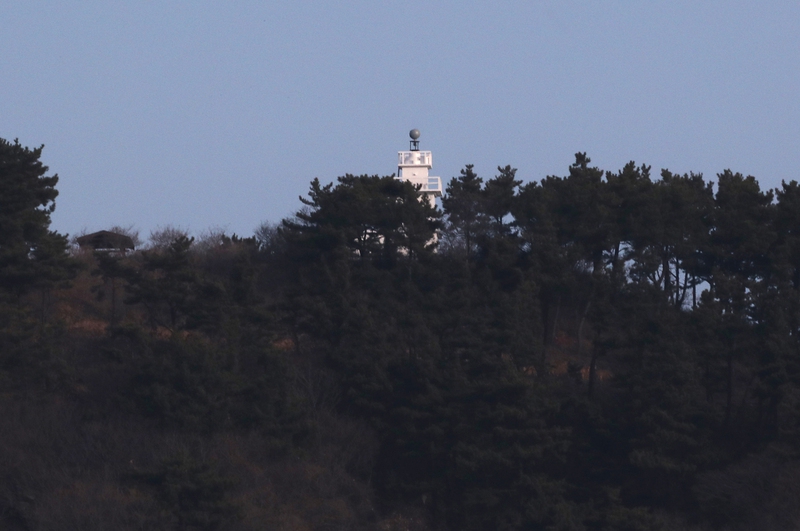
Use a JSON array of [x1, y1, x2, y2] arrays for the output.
[[1, 137, 800, 530]]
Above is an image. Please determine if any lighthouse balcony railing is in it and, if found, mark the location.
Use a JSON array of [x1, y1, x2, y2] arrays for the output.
[[402, 175, 442, 196]]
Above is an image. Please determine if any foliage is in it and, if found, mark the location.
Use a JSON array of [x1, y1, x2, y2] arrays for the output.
[[5, 149, 800, 530], [131, 452, 239, 531]]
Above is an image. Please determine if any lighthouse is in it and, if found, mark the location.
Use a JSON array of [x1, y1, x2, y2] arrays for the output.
[[397, 129, 442, 208]]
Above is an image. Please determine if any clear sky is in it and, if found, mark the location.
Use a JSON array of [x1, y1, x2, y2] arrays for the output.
[[2, 2, 798, 240]]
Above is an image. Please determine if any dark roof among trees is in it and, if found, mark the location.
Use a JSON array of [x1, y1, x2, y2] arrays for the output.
[[76, 230, 135, 251]]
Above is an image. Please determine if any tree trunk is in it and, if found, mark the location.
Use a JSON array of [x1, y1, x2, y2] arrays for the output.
[[611, 241, 621, 287], [552, 296, 561, 343], [110, 277, 117, 325], [588, 342, 602, 398], [541, 297, 550, 347], [724, 339, 736, 427], [577, 298, 592, 359]]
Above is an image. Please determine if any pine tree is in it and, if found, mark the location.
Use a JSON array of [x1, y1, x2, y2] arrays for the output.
[[0, 138, 75, 373], [0, 138, 74, 298], [442, 165, 486, 261], [125, 235, 197, 331]]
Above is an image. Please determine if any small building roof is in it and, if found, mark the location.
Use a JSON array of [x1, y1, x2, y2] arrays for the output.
[[76, 230, 135, 251]]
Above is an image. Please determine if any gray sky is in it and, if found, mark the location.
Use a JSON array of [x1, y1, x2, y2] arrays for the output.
[[2, 2, 798, 240]]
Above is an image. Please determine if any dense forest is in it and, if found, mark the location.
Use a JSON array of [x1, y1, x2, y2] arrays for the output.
[[2, 136, 800, 530]]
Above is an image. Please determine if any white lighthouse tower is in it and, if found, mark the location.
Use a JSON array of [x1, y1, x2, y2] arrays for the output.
[[397, 129, 442, 208]]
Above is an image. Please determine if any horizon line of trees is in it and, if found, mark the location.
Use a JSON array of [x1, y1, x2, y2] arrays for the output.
[[3, 136, 800, 530]]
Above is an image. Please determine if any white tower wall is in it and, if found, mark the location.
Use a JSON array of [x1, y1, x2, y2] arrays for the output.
[[396, 132, 442, 208]]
